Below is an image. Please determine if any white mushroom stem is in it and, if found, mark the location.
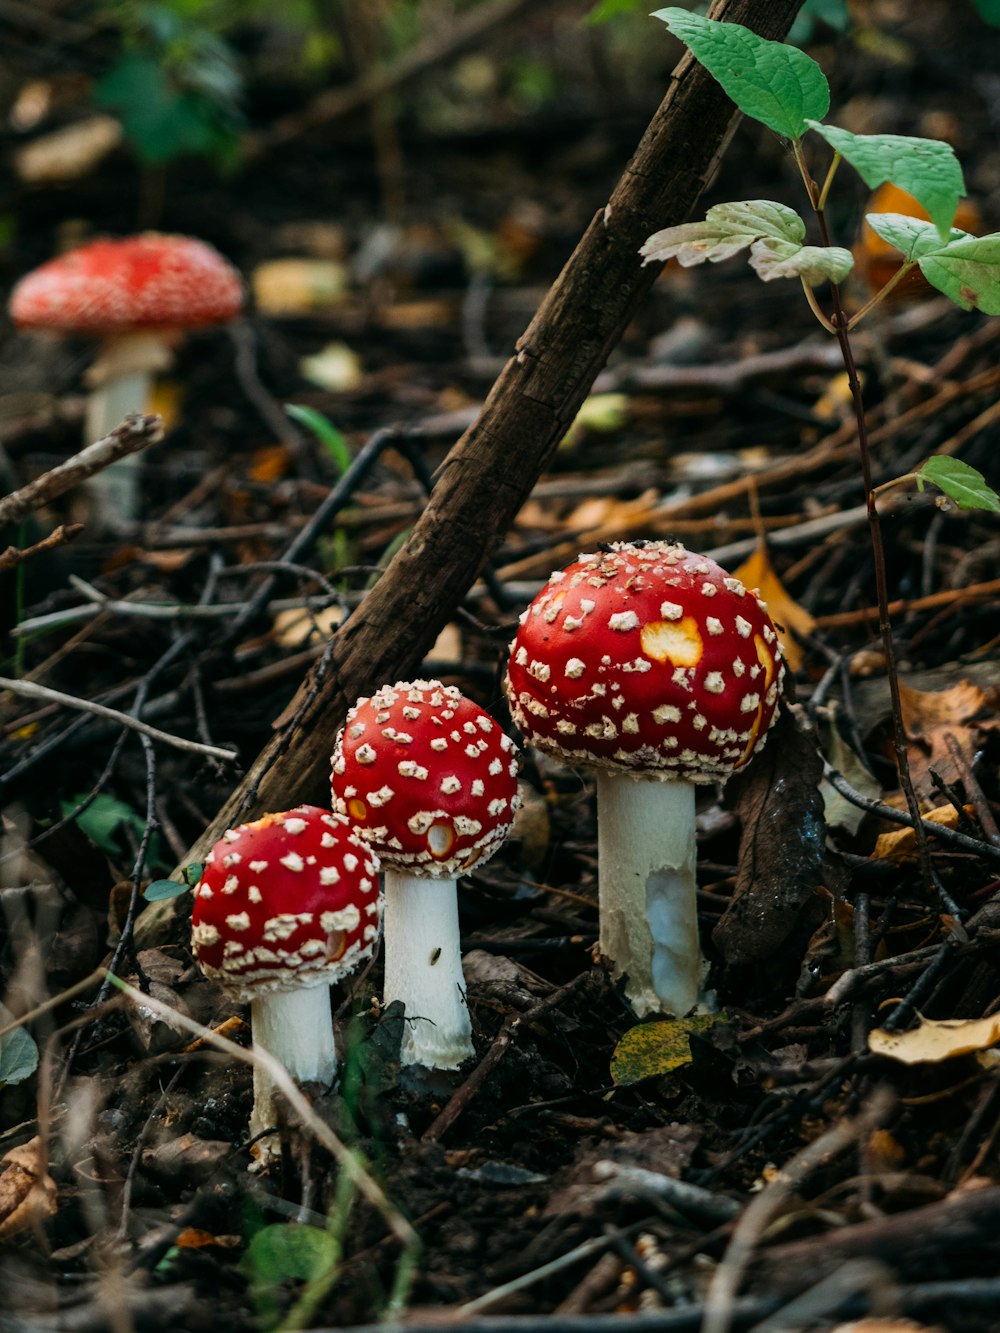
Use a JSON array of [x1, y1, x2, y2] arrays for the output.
[[596, 771, 704, 1018], [248, 984, 338, 1156], [84, 333, 174, 528], [382, 870, 474, 1070]]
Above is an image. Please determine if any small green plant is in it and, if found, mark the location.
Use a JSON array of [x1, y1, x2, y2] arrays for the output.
[[641, 10, 1000, 885]]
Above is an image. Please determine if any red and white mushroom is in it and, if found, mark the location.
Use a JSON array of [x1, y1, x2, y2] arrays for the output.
[[190, 805, 381, 1164], [331, 680, 520, 1070], [9, 233, 243, 527], [505, 541, 784, 1017]]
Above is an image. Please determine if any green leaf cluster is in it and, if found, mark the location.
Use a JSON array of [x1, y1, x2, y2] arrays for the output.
[[643, 11, 1000, 515], [641, 199, 852, 285], [95, 2, 243, 166]]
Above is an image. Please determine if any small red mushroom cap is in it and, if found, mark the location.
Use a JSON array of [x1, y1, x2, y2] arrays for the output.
[[330, 680, 520, 877], [504, 541, 785, 782], [190, 806, 381, 997], [9, 233, 244, 335]]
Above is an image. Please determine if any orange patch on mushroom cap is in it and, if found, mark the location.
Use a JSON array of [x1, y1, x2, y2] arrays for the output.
[[347, 797, 367, 822], [640, 616, 703, 666]]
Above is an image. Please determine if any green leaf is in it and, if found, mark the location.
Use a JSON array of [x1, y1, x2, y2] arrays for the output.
[[245, 1223, 338, 1285], [60, 793, 148, 856], [807, 123, 964, 239], [864, 212, 958, 260], [750, 240, 854, 284], [641, 199, 851, 285], [651, 8, 830, 140], [143, 879, 190, 903], [915, 457, 1000, 512], [970, 0, 1000, 25], [866, 216, 1000, 314], [0, 1022, 39, 1087], [917, 233, 1000, 314], [642, 199, 806, 266], [285, 404, 353, 477], [610, 1014, 720, 1085]]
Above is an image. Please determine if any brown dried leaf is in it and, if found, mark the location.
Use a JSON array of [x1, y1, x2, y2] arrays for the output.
[[731, 543, 815, 673], [713, 706, 831, 966], [0, 1137, 57, 1239], [898, 678, 988, 737]]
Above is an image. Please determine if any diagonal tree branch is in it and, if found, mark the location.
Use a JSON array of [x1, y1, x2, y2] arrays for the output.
[[139, 0, 805, 944]]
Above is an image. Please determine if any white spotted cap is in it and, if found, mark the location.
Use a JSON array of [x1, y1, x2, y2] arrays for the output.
[[190, 805, 381, 998], [504, 541, 784, 783], [331, 680, 520, 877]]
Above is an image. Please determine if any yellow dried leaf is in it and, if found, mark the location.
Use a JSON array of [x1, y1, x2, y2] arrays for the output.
[[610, 1014, 720, 1086], [871, 803, 973, 863], [252, 258, 348, 314], [15, 115, 122, 183], [299, 342, 364, 393], [731, 543, 815, 672], [870, 1012, 1000, 1065]]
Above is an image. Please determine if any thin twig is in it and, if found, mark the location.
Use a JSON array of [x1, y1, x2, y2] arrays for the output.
[[0, 523, 84, 572], [0, 414, 163, 525], [0, 676, 238, 761]]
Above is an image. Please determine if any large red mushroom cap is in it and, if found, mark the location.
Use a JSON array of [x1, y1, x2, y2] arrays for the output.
[[505, 541, 785, 782], [9, 233, 244, 335], [190, 806, 381, 997], [330, 680, 520, 877]]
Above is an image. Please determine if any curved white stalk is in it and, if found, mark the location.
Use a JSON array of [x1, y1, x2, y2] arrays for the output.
[[382, 870, 474, 1070], [248, 984, 337, 1166], [596, 771, 704, 1018]]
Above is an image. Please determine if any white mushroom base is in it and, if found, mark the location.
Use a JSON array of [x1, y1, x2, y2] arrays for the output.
[[382, 871, 474, 1070], [596, 772, 705, 1018], [248, 983, 337, 1165]]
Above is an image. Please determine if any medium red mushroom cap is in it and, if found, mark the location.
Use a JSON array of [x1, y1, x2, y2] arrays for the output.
[[190, 806, 381, 997], [505, 541, 785, 782], [9, 233, 244, 335], [330, 680, 520, 877]]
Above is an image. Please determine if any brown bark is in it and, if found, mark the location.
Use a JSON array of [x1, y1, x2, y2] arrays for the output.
[[139, 0, 805, 944]]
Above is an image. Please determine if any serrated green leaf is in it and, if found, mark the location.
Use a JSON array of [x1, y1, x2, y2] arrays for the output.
[[750, 239, 854, 283], [0, 1023, 39, 1087], [807, 124, 964, 240], [916, 457, 1000, 512], [642, 200, 850, 285], [610, 1014, 720, 1085], [641, 199, 805, 267], [651, 9, 829, 140], [864, 212, 959, 261], [917, 233, 1000, 314], [143, 879, 190, 903]]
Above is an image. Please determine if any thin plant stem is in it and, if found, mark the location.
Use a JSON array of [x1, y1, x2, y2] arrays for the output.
[[816, 150, 842, 212], [792, 151, 946, 909], [800, 278, 837, 333], [848, 260, 918, 329]]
